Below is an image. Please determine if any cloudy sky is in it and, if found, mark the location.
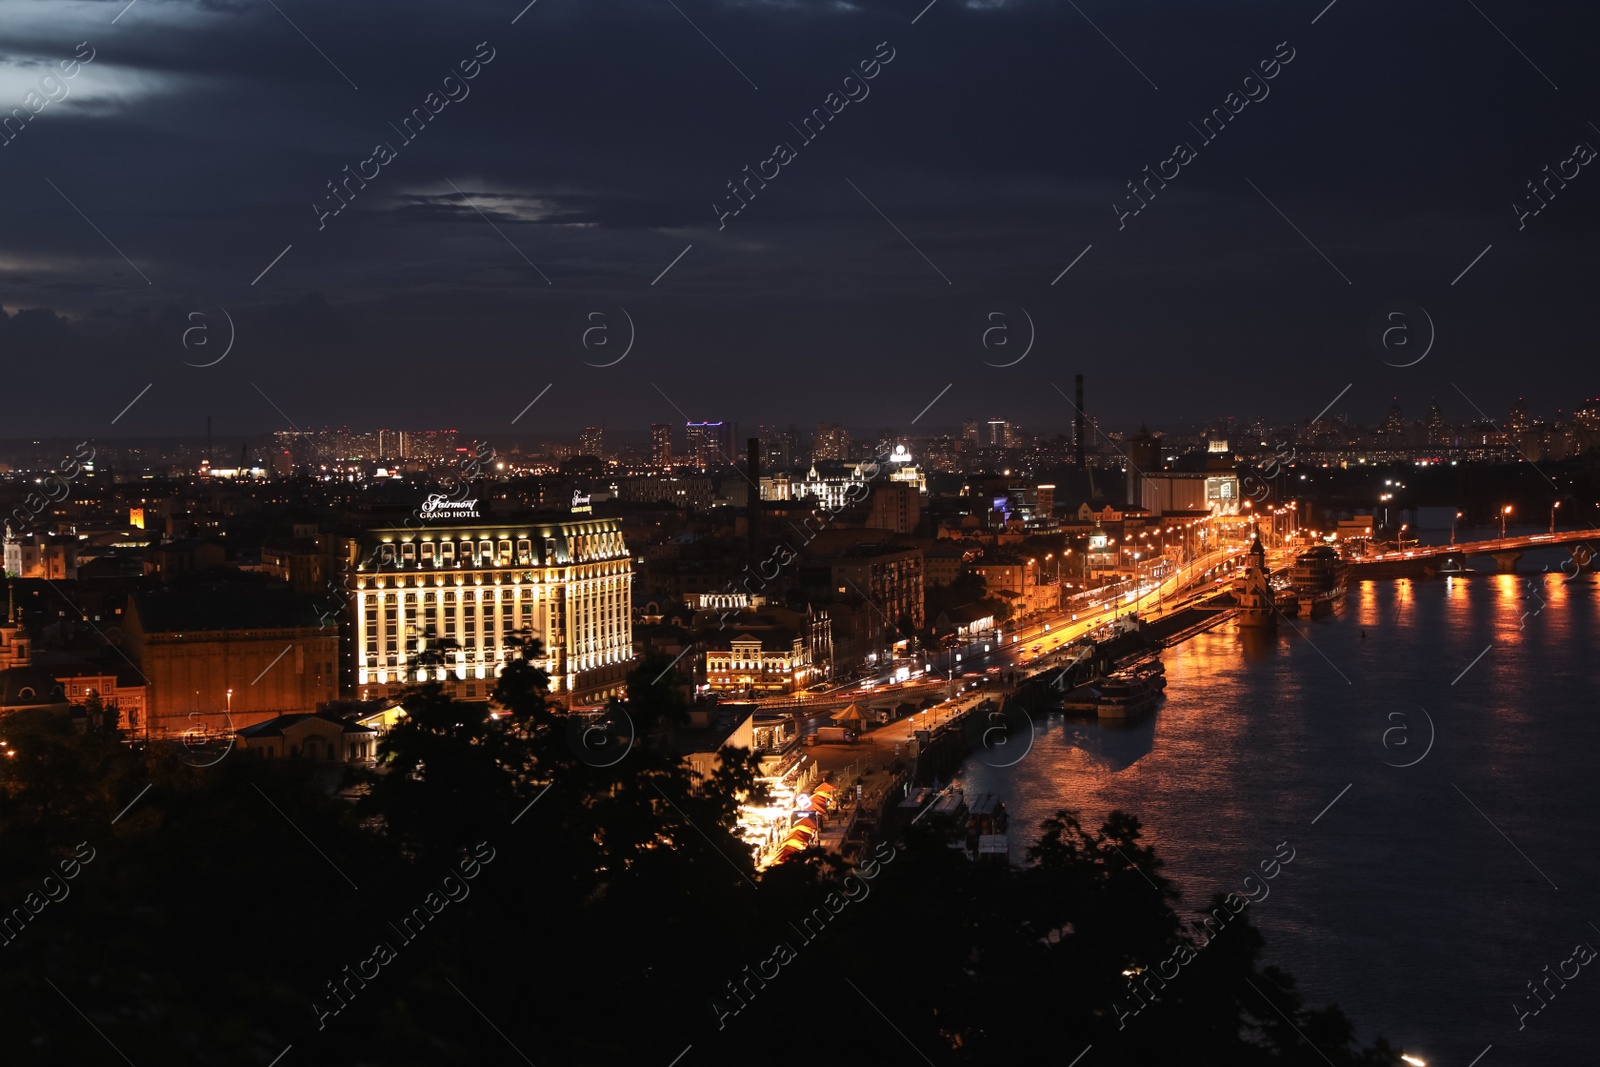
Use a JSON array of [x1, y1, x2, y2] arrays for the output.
[[1, 0, 1596, 439]]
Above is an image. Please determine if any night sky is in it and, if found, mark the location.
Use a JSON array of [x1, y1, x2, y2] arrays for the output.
[[2, 0, 1597, 438]]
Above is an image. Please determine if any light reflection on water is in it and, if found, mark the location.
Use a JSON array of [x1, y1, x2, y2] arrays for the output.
[[959, 548, 1600, 1060]]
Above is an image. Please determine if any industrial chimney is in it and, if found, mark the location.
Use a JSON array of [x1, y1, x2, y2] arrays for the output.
[[1074, 375, 1085, 468], [747, 436, 761, 549]]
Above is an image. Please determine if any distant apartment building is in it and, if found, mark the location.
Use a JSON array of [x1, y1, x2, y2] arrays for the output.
[[813, 422, 850, 462], [579, 426, 606, 459], [971, 555, 1040, 599], [819, 544, 924, 633], [1507, 398, 1531, 434], [260, 537, 328, 595], [866, 483, 920, 534], [684, 421, 736, 468], [650, 423, 673, 467], [144, 539, 228, 581], [617, 475, 714, 512]]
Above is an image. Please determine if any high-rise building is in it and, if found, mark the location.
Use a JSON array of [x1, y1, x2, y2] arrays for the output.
[[579, 426, 605, 459], [987, 418, 1008, 447], [1508, 398, 1531, 433], [962, 418, 980, 446], [1425, 399, 1447, 445], [814, 422, 850, 462], [1576, 399, 1600, 431], [684, 421, 736, 467], [1126, 427, 1161, 507], [783, 425, 803, 469], [1382, 398, 1408, 435], [1036, 483, 1055, 521], [650, 423, 673, 467]]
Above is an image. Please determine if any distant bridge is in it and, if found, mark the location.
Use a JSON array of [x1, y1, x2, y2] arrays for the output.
[[1347, 529, 1598, 575]]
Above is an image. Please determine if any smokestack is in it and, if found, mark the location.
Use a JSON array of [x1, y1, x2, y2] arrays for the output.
[[747, 437, 761, 549], [1074, 375, 1085, 468]]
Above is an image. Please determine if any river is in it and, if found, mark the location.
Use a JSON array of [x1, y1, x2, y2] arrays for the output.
[[958, 520, 1600, 1062]]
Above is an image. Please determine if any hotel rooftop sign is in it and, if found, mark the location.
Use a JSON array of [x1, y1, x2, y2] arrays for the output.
[[419, 494, 479, 519]]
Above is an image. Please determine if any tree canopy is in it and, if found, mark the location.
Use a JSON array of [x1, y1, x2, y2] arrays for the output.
[[0, 643, 1403, 1066]]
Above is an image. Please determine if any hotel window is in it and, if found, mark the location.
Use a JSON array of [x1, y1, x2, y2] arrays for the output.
[[441, 541, 455, 561], [401, 542, 416, 562], [498, 539, 512, 563], [421, 542, 435, 561], [478, 540, 492, 561], [516, 538, 531, 562], [379, 544, 396, 565]]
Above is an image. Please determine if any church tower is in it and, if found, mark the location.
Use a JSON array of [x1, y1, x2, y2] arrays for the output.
[[0, 583, 30, 670]]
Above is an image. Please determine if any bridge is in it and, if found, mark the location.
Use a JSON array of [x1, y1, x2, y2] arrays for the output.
[[1347, 529, 1598, 576]]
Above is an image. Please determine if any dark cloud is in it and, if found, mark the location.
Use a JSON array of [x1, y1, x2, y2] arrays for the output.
[[0, 0, 1596, 437]]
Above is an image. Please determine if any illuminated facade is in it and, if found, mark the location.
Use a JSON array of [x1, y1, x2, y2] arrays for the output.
[[347, 517, 633, 704]]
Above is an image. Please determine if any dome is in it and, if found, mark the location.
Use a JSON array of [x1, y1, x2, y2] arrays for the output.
[[0, 666, 68, 709]]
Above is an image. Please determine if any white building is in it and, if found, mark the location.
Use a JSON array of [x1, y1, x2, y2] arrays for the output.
[[345, 516, 633, 704]]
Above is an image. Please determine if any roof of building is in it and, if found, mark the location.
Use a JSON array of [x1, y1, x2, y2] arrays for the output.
[[937, 602, 996, 627], [0, 666, 68, 708], [236, 711, 377, 738], [133, 584, 322, 633], [710, 626, 800, 652]]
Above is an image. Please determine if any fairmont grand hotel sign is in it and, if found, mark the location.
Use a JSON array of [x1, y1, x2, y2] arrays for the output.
[[419, 494, 480, 519]]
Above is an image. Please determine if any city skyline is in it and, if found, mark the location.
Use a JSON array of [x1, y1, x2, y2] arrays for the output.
[[0, 385, 1584, 446], [4, 1, 1599, 1063]]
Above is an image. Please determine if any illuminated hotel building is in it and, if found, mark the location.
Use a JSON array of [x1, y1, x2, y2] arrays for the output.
[[346, 517, 633, 704]]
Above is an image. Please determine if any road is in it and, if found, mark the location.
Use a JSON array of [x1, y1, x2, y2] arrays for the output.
[[756, 542, 1251, 733]]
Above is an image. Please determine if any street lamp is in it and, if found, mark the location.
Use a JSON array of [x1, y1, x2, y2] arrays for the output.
[[1550, 500, 1561, 535], [226, 688, 233, 717], [1501, 504, 1512, 539], [1451, 511, 1462, 545]]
